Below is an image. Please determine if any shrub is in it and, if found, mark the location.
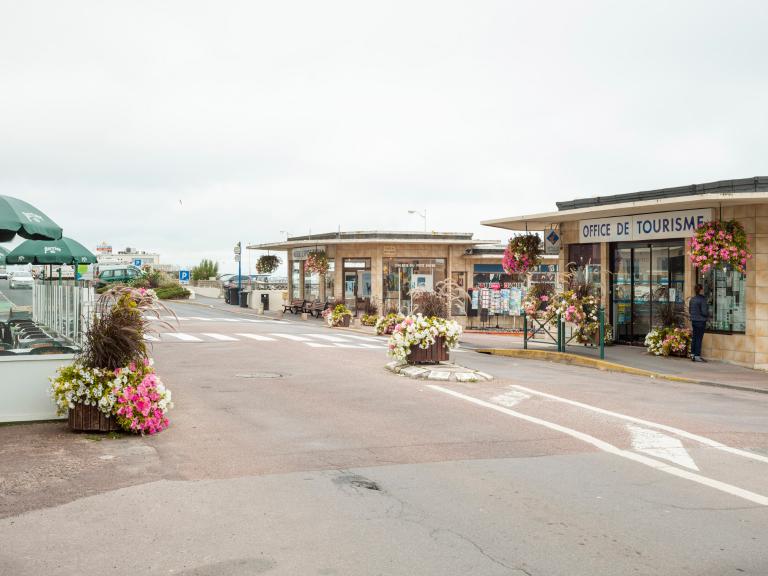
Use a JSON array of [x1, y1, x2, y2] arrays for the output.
[[411, 290, 448, 319], [360, 314, 378, 326], [155, 285, 191, 300], [645, 327, 691, 357]]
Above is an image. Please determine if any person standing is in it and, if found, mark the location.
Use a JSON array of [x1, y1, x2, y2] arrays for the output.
[[689, 284, 709, 362]]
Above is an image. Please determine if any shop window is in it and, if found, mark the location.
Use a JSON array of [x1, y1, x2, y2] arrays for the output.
[[304, 271, 320, 302], [383, 258, 446, 314], [324, 261, 335, 301], [698, 268, 746, 333], [568, 244, 601, 297], [291, 261, 301, 300]]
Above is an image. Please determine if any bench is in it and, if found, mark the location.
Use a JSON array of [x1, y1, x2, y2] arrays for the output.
[[308, 301, 328, 317], [283, 299, 305, 314]]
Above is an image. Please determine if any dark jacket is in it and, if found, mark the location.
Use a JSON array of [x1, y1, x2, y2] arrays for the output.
[[689, 294, 709, 323]]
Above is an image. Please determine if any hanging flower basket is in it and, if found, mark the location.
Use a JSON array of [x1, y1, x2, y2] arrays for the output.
[[304, 251, 329, 275], [502, 234, 543, 275], [256, 255, 281, 274], [689, 219, 751, 274]]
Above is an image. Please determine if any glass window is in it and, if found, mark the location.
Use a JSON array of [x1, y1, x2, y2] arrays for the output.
[[382, 258, 446, 314], [100, 270, 113, 279], [568, 244, 601, 297], [291, 261, 301, 300], [698, 268, 746, 333], [304, 271, 320, 302], [343, 258, 371, 313], [324, 261, 335, 301]]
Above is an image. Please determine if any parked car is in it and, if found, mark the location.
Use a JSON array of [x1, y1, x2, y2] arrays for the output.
[[9, 271, 34, 289], [96, 266, 143, 287], [0, 268, 8, 280]]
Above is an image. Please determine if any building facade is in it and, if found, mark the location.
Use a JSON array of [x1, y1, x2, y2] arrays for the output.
[[483, 176, 768, 370], [250, 231, 556, 327]]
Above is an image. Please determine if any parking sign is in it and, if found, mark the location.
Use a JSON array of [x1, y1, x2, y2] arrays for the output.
[[179, 270, 190, 284], [133, 259, 142, 267]]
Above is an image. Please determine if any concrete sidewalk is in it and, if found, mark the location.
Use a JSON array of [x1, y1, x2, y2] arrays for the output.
[[462, 332, 768, 394]]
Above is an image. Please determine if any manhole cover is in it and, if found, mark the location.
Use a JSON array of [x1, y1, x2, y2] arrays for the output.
[[235, 372, 284, 379]]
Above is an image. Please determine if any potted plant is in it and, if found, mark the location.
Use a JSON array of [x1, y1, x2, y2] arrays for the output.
[[256, 254, 281, 274], [323, 303, 352, 327], [502, 234, 543, 275], [387, 314, 462, 365], [50, 287, 174, 434], [645, 327, 692, 357], [304, 251, 329, 275], [375, 313, 405, 335], [689, 219, 751, 274]]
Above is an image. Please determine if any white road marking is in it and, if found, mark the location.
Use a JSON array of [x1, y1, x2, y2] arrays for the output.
[[628, 425, 699, 471], [429, 385, 768, 506], [491, 390, 531, 408], [270, 333, 312, 342], [338, 334, 384, 343], [301, 333, 351, 343], [333, 343, 367, 349], [164, 332, 203, 342], [235, 333, 276, 341], [510, 385, 768, 465], [359, 344, 387, 349], [143, 334, 160, 342], [305, 342, 334, 348], [201, 333, 239, 342]]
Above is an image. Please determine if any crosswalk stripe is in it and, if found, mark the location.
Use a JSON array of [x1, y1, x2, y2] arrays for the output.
[[270, 333, 312, 342], [359, 343, 386, 349], [164, 333, 203, 342], [236, 333, 277, 341], [201, 333, 239, 342], [305, 342, 334, 348], [337, 334, 384, 343], [301, 333, 351, 343], [143, 334, 160, 342], [333, 343, 368, 349]]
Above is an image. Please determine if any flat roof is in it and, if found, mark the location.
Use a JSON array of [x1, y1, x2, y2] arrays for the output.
[[249, 230, 499, 251], [483, 177, 768, 231]]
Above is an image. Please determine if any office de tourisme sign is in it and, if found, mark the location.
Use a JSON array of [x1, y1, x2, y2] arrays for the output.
[[579, 208, 712, 243]]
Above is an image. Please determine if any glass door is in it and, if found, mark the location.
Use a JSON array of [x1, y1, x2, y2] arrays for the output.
[[611, 241, 685, 344]]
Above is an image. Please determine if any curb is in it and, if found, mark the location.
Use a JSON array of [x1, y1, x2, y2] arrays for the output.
[[475, 348, 768, 394], [386, 361, 493, 382]]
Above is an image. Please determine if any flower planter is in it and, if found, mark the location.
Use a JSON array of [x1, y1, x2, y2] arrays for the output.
[[406, 337, 448, 365], [68, 403, 120, 433], [340, 314, 351, 328]]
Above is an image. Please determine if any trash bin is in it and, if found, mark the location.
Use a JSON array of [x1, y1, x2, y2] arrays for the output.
[[260, 293, 269, 311], [239, 290, 249, 308], [228, 287, 239, 305], [224, 288, 231, 304]]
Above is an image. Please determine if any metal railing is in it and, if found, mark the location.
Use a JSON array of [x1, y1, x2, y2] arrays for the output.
[[32, 280, 96, 345]]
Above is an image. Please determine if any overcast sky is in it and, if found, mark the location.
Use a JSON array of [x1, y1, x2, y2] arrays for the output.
[[1, 1, 766, 273]]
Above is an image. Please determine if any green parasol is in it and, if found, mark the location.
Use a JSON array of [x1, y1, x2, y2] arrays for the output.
[[5, 237, 97, 265], [0, 195, 63, 242]]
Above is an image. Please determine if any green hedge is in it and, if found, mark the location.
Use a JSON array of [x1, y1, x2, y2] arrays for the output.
[[155, 285, 191, 300]]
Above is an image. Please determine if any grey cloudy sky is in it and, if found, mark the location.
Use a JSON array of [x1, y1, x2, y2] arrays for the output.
[[1, 1, 766, 273]]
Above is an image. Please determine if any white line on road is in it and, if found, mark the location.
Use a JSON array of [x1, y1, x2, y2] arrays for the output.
[[235, 333, 276, 341], [490, 390, 531, 408], [201, 333, 239, 342], [510, 385, 768, 465], [305, 342, 334, 348], [270, 333, 312, 342], [429, 385, 768, 506], [333, 343, 368, 349], [163, 333, 203, 342], [301, 334, 351, 343], [337, 334, 384, 343], [143, 335, 160, 342]]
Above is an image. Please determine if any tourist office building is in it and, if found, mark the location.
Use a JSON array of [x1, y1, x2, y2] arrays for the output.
[[483, 177, 768, 370], [249, 231, 557, 328]]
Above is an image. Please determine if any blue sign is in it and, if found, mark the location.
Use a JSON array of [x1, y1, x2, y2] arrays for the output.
[[179, 270, 190, 284], [133, 259, 142, 267]]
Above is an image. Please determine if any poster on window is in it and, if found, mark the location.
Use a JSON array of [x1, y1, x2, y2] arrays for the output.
[[413, 274, 433, 291]]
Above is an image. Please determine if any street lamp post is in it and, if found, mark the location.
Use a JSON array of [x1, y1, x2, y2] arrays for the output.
[[408, 209, 427, 232]]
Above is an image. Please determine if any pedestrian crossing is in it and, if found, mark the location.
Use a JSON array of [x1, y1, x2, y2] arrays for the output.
[[145, 315, 291, 325], [143, 330, 393, 350]]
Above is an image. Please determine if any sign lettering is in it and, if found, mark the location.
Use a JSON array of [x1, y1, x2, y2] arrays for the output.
[[579, 209, 712, 243]]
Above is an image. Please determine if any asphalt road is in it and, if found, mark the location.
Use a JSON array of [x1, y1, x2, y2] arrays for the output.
[[1, 300, 767, 575], [0, 278, 33, 308]]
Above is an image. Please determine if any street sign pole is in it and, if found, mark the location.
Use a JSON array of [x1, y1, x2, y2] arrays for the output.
[[236, 241, 242, 294]]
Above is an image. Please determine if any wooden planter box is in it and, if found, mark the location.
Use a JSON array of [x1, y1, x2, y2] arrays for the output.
[[406, 337, 448, 365], [68, 403, 120, 432], [339, 314, 351, 327]]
